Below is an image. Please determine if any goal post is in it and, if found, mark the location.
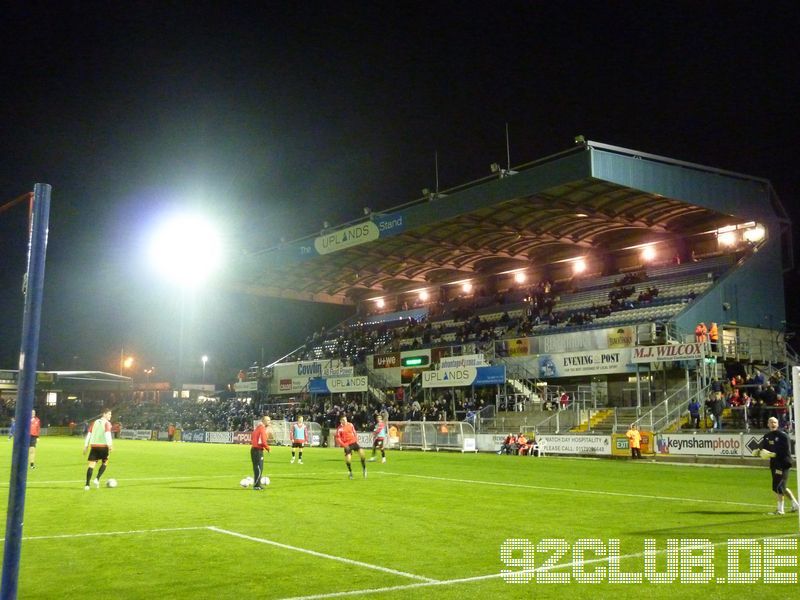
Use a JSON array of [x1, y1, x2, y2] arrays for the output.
[[387, 420, 477, 452]]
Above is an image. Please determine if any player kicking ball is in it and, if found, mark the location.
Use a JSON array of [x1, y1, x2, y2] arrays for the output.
[[83, 408, 113, 490], [754, 416, 799, 515], [368, 414, 387, 463], [335, 415, 366, 479]]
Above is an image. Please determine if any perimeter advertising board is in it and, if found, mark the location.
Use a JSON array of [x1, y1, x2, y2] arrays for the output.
[[536, 435, 612, 456]]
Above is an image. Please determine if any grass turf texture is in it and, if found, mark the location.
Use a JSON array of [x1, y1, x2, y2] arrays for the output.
[[1, 437, 798, 599]]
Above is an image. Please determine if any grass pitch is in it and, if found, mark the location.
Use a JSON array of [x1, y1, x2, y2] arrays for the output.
[[1, 437, 798, 598]]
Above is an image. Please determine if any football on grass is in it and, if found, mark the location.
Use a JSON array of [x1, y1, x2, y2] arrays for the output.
[[106, 479, 118, 488], [261, 476, 270, 486], [240, 478, 252, 488]]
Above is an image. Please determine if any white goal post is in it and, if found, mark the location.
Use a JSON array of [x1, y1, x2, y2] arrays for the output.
[[387, 421, 477, 452]]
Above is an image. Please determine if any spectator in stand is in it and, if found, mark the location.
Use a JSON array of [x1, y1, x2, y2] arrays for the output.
[[711, 391, 725, 430], [708, 322, 719, 352], [695, 322, 707, 343], [497, 434, 517, 455], [688, 398, 701, 429], [516, 433, 530, 456], [559, 390, 570, 411]]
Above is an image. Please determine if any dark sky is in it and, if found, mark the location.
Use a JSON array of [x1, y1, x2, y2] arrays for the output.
[[1, 2, 798, 382]]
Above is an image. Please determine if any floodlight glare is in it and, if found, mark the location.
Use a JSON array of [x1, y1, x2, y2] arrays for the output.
[[514, 272, 526, 284], [572, 259, 587, 275], [376, 298, 385, 308], [743, 225, 765, 243], [641, 246, 656, 262], [717, 231, 737, 247], [149, 214, 222, 285], [462, 282, 472, 293]]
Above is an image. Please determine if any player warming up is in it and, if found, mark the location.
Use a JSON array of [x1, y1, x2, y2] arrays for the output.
[[83, 408, 113, 490], [336, 415, 366, 479], [755, 416, 799, 515], [29, 409, 41, 469], [251, 415, 271, 490], [290, 415, 308, 464], [368, 414, 388, 463]]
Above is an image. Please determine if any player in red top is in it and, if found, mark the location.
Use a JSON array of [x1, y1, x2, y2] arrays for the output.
[[250, 415, 271, 490], [335, 415, 366, 479], [29, 409, 41, 469]]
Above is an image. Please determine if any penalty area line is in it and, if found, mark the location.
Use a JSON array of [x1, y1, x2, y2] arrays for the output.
[[385, 472, 770, 509], [2, 526, 210, 543], [207, 526, 437, 583], [275, 533, 800, 600]]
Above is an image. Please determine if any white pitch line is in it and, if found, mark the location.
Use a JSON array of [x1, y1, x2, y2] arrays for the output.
[[0, 475, 232, 486], [385, 472, 771, 508], [1, 526, 208, 543], [207, 526, 437, 583], [276, 533, 800, 600]]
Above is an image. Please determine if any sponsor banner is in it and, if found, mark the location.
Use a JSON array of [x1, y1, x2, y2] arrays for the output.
[[496, 338, 530, 357], [233, 431, 251, 445], [205, 431, 233, 444], [537, 348, 634, 378], [235, 380, 259, 392], [537, 435, 612, 456], [463, 437, 477, 452], [120, 429, 154, 440], [374, 212, 405, 237], [157, 431, 169, 441], [272, 360, 350, 380], [309, 376, 369, 394], [315, 222, 380, 255], [611, 432, 655, 456], [422, 365, 506, 388], [439, 354, 487, 369], [374, 353, 401, 369], [632, 342, 705, 363], [655, 433, 742, 457], [182, 430, 206, 443], [495, 327, 636, 357]]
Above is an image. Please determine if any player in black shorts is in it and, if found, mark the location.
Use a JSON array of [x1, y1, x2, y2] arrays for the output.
[[757, 417, 799, 515]]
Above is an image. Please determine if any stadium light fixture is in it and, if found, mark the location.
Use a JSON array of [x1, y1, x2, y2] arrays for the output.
[[572, 258, 587, 275], [462, 282, 472, 293], [419, 290, 430, 302], [148, 214, 222, 287], [375, 298, 385, 309], [717, 231, 737, 247], [514, 272, 527, 284], [641, 246, 656, 263], [743, 225, 765, 243]]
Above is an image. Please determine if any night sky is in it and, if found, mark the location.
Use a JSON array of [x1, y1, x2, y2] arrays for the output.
[[1, 2, 798, 383]]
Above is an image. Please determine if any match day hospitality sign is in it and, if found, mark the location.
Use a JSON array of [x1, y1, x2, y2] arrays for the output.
[[421, 365, 506, 388], [632, 342, 705, 363], [537, 435, 612, 456]]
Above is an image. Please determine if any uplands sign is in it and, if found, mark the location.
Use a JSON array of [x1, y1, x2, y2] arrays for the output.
[[632, 342, 706, 364]]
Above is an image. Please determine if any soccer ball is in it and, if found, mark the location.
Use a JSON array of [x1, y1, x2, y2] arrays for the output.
[[106, 479, 118, 488], [260, 476, 270, 486], [240, 478, 252, 488]]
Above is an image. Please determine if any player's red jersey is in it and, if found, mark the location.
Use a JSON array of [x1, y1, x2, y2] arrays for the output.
[[251, 423, 270, 450], [30, 417, 41, 437], [335, 422, 357, 447]]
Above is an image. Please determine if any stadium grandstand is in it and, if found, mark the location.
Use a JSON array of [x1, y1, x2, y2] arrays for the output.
[[228, 139, 794, 444], [6, 141, 793, 448]]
